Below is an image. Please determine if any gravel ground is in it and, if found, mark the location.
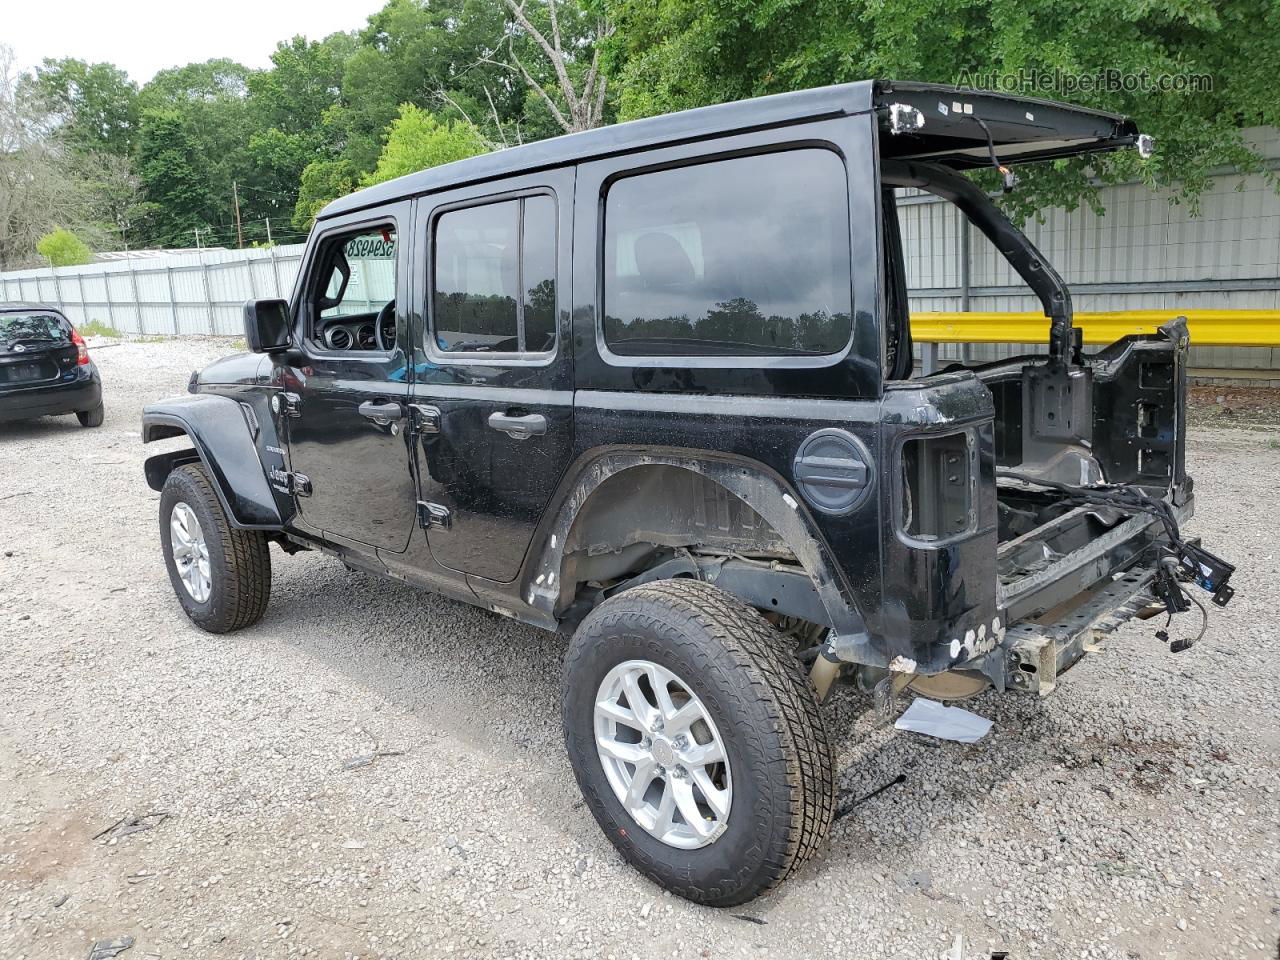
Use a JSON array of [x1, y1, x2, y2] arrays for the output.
[[1, 338, 1277, 960]]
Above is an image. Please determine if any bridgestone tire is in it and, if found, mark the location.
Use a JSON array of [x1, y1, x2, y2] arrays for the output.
[[77, 404, 104, 428], [159, 462, 271, 633], [562, 579, 836, 906]]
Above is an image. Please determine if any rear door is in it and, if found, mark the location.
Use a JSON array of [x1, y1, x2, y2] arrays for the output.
[[0, 310, 78, 392], [409, 169, 575, 583]]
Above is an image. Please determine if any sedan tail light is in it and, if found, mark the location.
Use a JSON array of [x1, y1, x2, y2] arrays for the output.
[[70, 328, 89, 365]]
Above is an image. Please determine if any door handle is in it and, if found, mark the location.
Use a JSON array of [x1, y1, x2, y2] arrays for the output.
[[359, 400, 404, 425], [409, 403, 441, 434], [488, 411, 547, 440]]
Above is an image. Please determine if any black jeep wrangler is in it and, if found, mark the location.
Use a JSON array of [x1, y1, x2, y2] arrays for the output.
[[142, 80, 1236, 906]]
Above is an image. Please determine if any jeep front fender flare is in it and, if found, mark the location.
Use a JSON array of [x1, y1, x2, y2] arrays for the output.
[[526, 451, 873, 659], [141, 394, 282, 529]]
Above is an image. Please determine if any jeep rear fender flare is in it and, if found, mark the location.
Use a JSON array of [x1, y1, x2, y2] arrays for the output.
[[141, 394, 282, 530], [527, 450, 872, 655]]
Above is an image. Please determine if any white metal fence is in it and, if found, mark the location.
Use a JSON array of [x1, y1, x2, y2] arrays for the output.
[[0, 244, 307, 337]]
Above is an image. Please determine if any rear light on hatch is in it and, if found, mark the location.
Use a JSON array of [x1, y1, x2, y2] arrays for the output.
[[70, 328, 89, 365]]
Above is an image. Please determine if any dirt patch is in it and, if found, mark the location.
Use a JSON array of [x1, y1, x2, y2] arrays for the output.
[[1189, 384, 1280, 429]]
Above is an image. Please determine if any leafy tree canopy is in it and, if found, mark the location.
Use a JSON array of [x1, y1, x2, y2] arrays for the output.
[[11, 0, 1276, 258], [36, 227, 93, 266], [364, 104, 489, 186], [293, 159, 360, 231], [135, 109, 214, 246], [24, 58, 139, 156], [600, 0, 1280, 217]]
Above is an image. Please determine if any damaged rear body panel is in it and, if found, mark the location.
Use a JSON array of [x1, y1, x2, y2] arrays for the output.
[[870, 84, 1232, 697]]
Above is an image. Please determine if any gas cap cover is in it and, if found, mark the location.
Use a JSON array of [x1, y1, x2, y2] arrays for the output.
[[792, 429, 873, 515]]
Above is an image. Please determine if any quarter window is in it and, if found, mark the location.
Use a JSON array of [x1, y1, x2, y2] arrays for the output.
[[603, 150, 853, 357], [433, 195, 557, 354]]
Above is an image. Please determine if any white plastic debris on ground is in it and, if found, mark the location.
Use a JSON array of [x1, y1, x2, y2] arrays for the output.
[[894, 697, 993, 744]]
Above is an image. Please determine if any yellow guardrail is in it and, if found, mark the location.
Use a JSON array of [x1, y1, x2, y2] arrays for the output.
[[910, 309, 1280, 348]]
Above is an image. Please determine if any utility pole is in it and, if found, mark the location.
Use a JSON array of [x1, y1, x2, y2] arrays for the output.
[[264, 217, 273, 245], [232, 180, 244, 248], [193, 227, 202, 250]]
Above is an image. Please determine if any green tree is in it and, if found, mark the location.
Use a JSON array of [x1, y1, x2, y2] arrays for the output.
[[244, 33, 356, 236], [330, 0, 516, 169], [25, 58, 139, 156], [135, 109, 213, 246], [36, 228, 93, 266], [292, 158, 360, 230], [77, 151, 154, 249], [601, 0, 1280, 216], [138, 59, 255, 243], [1, 45, 103, 268], [364, 104, 488, 186]]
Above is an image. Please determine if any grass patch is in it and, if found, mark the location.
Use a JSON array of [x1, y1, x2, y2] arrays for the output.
[[77, 319, 121, 338]]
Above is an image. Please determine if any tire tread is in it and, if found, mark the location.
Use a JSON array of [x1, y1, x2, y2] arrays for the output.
[[165, 463, 270, 632], [562, 578, 835, 903]]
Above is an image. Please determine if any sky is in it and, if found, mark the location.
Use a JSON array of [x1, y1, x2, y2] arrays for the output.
[[4, 0, 386, 82]]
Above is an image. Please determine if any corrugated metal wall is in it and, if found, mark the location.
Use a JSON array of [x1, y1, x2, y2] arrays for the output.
[[0, 245, 307, 337], [899, 126, 1280, 373]]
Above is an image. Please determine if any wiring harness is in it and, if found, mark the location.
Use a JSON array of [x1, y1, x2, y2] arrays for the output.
[[998, 470, 1237, 652]]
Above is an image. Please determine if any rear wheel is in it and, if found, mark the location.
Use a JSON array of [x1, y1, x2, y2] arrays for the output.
[[562, 579, 836, 906], [76, 403, 104, 427], [159, 463, 271, 633]]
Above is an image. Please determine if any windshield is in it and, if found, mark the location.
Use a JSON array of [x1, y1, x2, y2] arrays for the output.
[[1, 311, 71, 345]]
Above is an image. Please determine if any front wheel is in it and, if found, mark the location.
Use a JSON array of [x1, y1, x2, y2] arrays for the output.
[[159, 463, 271, 633], [562, 579, 836, 906]]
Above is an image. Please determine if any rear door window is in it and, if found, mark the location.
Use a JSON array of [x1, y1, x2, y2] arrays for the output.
[[432, 194, 557, 354], [603, 149, 853, 357]]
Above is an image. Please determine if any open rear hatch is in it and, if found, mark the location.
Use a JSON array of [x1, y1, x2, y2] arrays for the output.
[[875, 85, 1235, 694], [873, 79, 1142, 169]]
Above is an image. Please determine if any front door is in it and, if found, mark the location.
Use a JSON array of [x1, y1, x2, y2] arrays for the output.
[[409, 170, 575, 582], [281, 204, 417, 552]]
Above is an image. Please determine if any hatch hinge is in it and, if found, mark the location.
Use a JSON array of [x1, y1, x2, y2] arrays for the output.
[[887, 103, 925, 135]]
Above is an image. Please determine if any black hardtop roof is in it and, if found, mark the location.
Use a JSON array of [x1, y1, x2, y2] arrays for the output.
[[318, 79, 1135, 220]]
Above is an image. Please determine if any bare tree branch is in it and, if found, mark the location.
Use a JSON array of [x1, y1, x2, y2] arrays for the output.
[[581, 48, 600, 108], [503, 0, 579, 121], [511, 52, 573, 134], [483, 86, 510, 149], [546, 0, 564, 60], [593, 72, 608, 128], [431, 88, 503, 152]]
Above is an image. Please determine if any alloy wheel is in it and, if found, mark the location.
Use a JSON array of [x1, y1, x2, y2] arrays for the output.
[[170, 501, 211, 603], [594, 659, 732, 849]]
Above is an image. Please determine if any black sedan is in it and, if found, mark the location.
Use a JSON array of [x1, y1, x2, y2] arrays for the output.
[[0, 304, 104, 427]]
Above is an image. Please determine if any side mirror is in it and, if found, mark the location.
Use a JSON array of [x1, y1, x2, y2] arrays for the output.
[[243, 299, 291, 353]]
